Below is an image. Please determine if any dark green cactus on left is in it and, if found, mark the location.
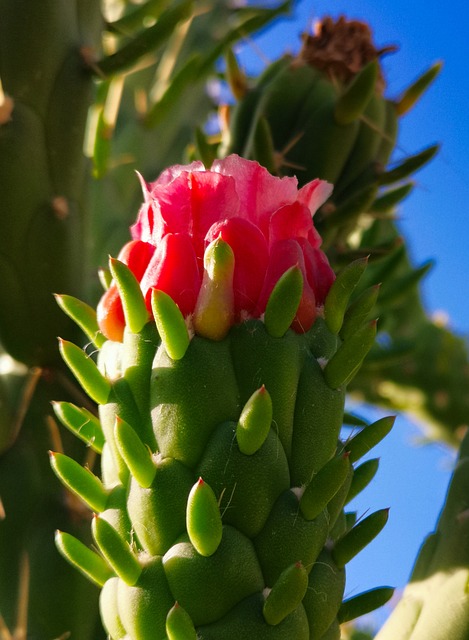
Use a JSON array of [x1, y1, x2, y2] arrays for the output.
[[0, 0, 103, 365]]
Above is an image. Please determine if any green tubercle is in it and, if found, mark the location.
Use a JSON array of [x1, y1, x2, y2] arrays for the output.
[[332, 508, 389, 569], [338, 586, 395, 623], [114, 416, 156, 488], [109, 256, 149, 334], [52, 401, 104, 453], [346, 416, 396, 463], [151, 289, 190, 360], [55, 530, 114, 588], [264, 265, 303, 338], [324, 319, 377, 389], [193, 238, 235, 341], [340, 284, 380, 342], [58, 338, 111, 404], [55, 294, 106, 348], [346, 458, 380, 504], [263, 561, 309, 625], [324, 257, 369, 335], [299, 454, 351, 521], [186, 478, 223, 557], [379, 143, 440, 185], [396, 61, 442, 116], [236, 385, 273, 455], [92, 515, 142, 586], [334, 60, 379, 125], [166, 602, 197, 640], [49, 451, 109, 513]]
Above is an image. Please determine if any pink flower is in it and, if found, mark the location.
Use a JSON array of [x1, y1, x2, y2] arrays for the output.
[[97, 155, 335, 341]]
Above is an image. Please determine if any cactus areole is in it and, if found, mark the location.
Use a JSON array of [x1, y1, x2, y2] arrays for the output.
[[55, 155, 393, 639]]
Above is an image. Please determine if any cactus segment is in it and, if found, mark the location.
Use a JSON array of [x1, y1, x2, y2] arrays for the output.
[[49, 451, 109, 513], [324, 257, 369, 334], [55, 530, 114, 588], [371, 182, 414, 213], [58, 338, 111, 404], [109, 257, 149, 335], [52, 401, 104, 453], [114, 417, 156, 488], [332, 508, 389, 568], [299, 454, 351, 521], [92, 515, 142, 586], [252, 116, 277, 176], [338, 586, 395, 623], [100, 577, 127, 640], [263, 562, 309, 625], [55, 294, 105, 348], [345, 416, 396, 463], [396, 61, 443, 116], [264, 265, 303, 338], [324, 320, 377, 389], [193, 238, 235, 341], [166, 602, 197, 640], [334, 60, 379, 125], [236, 385, 273, 455], [186, 478, 223, 557]]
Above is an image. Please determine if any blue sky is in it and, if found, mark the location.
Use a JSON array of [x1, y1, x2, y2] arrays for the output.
[[240, 0, 469, 630]]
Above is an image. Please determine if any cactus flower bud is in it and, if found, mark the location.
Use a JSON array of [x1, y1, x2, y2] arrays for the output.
[[97, 155, 335, 341]]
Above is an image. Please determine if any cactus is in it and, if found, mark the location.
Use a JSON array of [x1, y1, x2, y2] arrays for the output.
[[53, 155, 394, 638], [376, 429, 469, 640]]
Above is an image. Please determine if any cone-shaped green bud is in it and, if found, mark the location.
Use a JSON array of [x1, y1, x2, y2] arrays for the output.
[[371, 182, 414, 213], [225, 48, 248, 100], [264, 265, 303, 338], [49, 451, 109, 513], [346, 458, 380, 504], [109, 256, 149, 334], [324, 257, 368, 334], [334, 60, 379, 125], [338, 586, 395, 623], [92, 514, 142, 585], [340, 284, 380, 342], [58, 338, 111, 404], [186, 478, 223, 557], [52, 401, 104, 453], [252, 116, 277, 176], [236, 385, 273, 455], [166, 602, 197, 640], [396, 61, 442, 116], [55, 294, 106, 348], [379, 143, 440, 185], [114, 417, 156, 488], [332, 508, 389, 569], [299, 453, 351, 521], [193, 238, 235, 341], [346, 416, 396, 463], [324, 320, 377, 389], [55, 530, 114, 587], [151, 289, 190, 361], [263, 561, 309, 625]]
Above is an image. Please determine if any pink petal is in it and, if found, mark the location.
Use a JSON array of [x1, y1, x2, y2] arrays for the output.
[[268, 201, 314, 248], [139, 233, 201, 316], [255, 239, 317, 332], [298, 178, 333, 216], [118, 239, 155, 281], [205, 217, 269, 317], [149, 160, 205, 188], [299, 239, 336, 305], [97, 285, 125, 342], [211, 155, 298, 237]]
